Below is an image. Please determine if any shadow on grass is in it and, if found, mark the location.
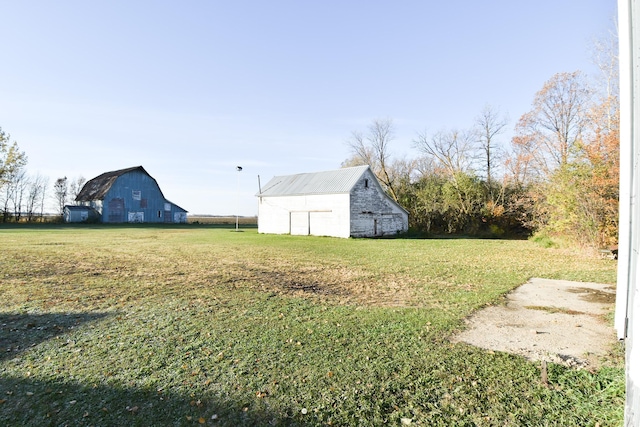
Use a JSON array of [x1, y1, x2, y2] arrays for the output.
[[0, 312, 298, 426], [0, 312, 111, 363], [0, 375, 292, 426]]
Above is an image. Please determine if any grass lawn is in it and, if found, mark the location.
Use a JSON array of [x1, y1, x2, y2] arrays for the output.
[[0, 225, 623, 426]]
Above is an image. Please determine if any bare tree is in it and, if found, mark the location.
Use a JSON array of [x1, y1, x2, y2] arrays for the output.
[[475, 105, 508, 197], [591, 26, 619, 132], [39, 175, 48, 220], [513, 71, 591, 176], [53, 177, 68, 216], [413, 156, 438, 180], [413, 128, 477, 177], [25, 173, 48, 222], [343, 132, 376, 168], [69, 176, 86, 202], [10, 169, 28, 221], [341, 136, 374, 177], [1, 163, 28, 222], [345, 118, 399, 201], [1, 173, 14, 222]]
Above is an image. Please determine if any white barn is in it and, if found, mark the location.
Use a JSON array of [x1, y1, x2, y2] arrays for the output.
[[257, 165, 408, 238]]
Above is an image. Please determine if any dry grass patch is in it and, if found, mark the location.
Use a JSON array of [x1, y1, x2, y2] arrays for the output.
[[210, 259, 422, 307]]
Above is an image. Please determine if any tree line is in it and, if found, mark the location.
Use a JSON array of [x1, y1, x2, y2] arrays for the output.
[[0, 130, 85, 223], [343, 63, 619, 248]]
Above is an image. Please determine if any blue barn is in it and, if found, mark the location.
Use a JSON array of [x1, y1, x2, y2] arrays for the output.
[[73, 166, 187, 223]]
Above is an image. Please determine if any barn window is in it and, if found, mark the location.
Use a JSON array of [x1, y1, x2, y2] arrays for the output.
[[158, 210, 162, 218], [364, 179, 369, 188], [132, 190, 141, 200]]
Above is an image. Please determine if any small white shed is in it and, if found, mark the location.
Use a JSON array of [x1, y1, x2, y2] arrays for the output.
[[63, 205, 99, 223], [257, 165, 408, 238]]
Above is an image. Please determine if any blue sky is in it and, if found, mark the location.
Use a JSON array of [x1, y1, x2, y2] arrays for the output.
[[1, 1, 616, 215]]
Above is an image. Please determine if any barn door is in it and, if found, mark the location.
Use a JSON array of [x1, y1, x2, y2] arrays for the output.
[[107, 198, 124, 223], [290, 212, 310, 235]]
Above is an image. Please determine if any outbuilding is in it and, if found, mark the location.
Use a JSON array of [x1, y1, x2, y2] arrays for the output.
[[63, 205, 99, 223], [71, 166, 187, 223], [257, 165, 408, 238]]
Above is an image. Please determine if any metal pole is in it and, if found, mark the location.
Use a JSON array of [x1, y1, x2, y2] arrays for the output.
[[236, 166, 242, 231]]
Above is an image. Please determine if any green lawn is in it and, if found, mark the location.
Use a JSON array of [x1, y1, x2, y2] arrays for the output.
[[0, 225, 623, 426]]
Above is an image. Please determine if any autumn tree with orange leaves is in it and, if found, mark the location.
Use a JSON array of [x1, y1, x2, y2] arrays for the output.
[[509, 68, 619, 248]]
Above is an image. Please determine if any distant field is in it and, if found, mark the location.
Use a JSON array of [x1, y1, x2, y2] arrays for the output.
[[188, 215, 258, 225], [0, 226, 623, 426]]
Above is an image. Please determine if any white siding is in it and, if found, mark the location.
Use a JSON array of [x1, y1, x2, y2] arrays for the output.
[[350, 171, 408, 237], [258, 193, 351, 238]]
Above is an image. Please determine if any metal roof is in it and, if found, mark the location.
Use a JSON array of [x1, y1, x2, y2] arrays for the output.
[[258, 165, 370, 196], [75, 166, 156, 201], [63, 205, 93, 211], [165, 200, 188, 213]]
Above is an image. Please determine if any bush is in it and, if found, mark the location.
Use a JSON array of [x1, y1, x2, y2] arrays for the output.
[[530, 233, 558, 248]]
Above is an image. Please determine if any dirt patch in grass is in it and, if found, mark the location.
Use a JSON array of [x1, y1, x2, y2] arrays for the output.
[[216, 261, 420, 307], [452, 278, 618, 369], [240, 265, 342, 297], [566, 286, 616, 304]]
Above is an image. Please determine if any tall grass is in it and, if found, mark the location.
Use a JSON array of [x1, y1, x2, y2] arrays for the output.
[[0, 225, 622, 426]]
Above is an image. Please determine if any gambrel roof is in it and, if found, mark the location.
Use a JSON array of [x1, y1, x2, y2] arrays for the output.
[[258, 165, 370, 196], [75, 166, 164, 202]]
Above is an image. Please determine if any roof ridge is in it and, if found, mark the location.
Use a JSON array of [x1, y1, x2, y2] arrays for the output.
[[257, 165, 370, 197]]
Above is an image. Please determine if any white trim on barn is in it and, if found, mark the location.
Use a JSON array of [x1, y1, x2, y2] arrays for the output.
[[256, 166, 408, 238]]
